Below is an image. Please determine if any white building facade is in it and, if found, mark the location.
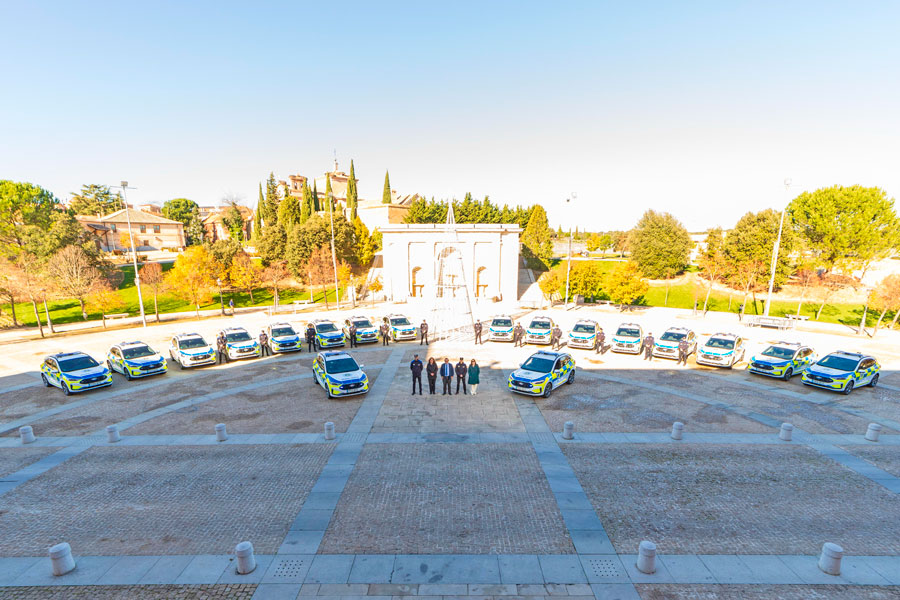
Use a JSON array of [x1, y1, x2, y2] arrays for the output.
[[379, 223, 522, 305]]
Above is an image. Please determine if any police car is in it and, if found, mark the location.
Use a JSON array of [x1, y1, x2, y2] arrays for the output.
[[313, 319, 346, 348], [106, 341, 167, 380], [343, 316, 379, 344], [567, 319, 599, 350], [524, 315, 555, 345], [266, 322, 302, 353], [653, 327, 697, 359], [488, 315, 515, 342], [801, 351, 880, 395], [695, 333, 746, 368], [611, 323, 643, 354], [168, 333, 217, 369], [507, 350, 575, 397], [40, 351, 112, 395], [312, 351, 369, 398], [383, 314, 417, 341], [747, 342, 815, 380], [218, 327, 261, 360]]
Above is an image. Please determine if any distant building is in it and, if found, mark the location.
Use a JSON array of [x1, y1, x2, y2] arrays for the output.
[[136, 204, 162, 215], [202, 205, 254, 242], [76, 208, 185, 252]]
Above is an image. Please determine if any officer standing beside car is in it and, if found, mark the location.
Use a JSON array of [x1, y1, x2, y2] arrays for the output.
[[596, 328, 606, 354], [348, 323, 358, 348], [473, 320, 483, 345], [306, 323, 316, 352], [259, 329, 270, 357], [551, 324, 563, 350], [420, 319, 429, 345], [216, 332, 229, 364], [677, 337, 689, 366], [514, 322, 525, 347], [642, 332, 655, 361]]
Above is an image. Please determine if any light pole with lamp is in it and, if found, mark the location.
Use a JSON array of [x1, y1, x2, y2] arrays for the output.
[[764, 178, 792, 317], [327, 192, 341, 310], [216, 278, 224, 316], [114, 181, 147, 327], [563, 193, 577, 308]]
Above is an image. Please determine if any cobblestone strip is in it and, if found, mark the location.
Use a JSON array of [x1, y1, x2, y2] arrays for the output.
[[0, 445, 90, 498], [799, 439, 900, 494], [266, 345, 406, 575]]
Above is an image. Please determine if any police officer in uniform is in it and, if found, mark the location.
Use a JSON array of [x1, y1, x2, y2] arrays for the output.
[[306, 323, 317, 352], [455, 357, 468, 395], [410, 354, 423, 395], [420, 320, 429, 345], [514, 322, 525, 347], [259, 329, 270, 356], [642, 332, 655, 361], [596, 328, 606, 354], [216, 332, 229, 364], [348, 323, 358, 348], [677, 337, 690, 366], [474, 320, 483, 345], [551, 324, 563, 350], [380, 321, 390, 346]]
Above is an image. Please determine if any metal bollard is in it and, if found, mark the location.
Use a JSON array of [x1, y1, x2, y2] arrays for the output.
[[215, 423, 228, 442], [106, 425, 121, 443], [636, 540, 657, 574], [49, 542, 76, 576], [818, 542, 843, 575], [19, 426, 36, 444], [865, 423, 882, 442], [671, 422, 683, 440], [779, 423, 793, 441], [324, 422, 335, 440], [235, 541, 256, 574], [563, 421, 574, 440]]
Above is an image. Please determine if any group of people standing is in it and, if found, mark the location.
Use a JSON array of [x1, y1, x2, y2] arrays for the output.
[[639, 333, 691, 365], [409, 355, 480, 396]]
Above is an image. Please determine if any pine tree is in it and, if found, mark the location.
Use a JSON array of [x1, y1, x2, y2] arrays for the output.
[[264, 172, 279, 225], [346, 160, 359, 221], [257, 183, 265, 227], [521, 205, 553, 270], [278, 190, 302, 229], [325, 174, 333, 210], [300, 181, 312, 224], [312, 181, 320, 212], [382, 170, 391, 204]]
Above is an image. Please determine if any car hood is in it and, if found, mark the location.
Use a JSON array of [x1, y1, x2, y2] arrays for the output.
[[65, 366, 108, 379], [807, 365, 853, 378], [752, 355, 790, 366], [180, 346, 213, 355], [613, 336, 639, 343], [272, 335, 299, 342], [527, 328, 550, 335], [490, 326, 513, 332], [227, 340, 258, 348], [511, 368, 549, 382], [701, 347, 733, 355], [325, 371, 366, 383], [655, 340, 681, 348], [318, 331, 343, 338], [391, 325, 415, 331], [569, 332, 595, 339], [355, 327, 378, 334], [125, 355, 163, 365]]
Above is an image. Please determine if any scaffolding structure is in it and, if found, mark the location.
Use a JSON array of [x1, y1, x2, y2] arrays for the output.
[[427, 204, 475, 342]]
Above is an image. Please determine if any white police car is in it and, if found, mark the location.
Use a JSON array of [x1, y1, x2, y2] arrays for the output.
[[568, 319, 599, 350], [312, 351, 369, 398], [40, 351, 112, 395], [266, 322, 301, 353], [383, 314, 417, 341], [488, 315, 515, 342], [343, 316, 379, 344], [748, 342, 815, 380], [525, 316, 555, 345], [313, 319, 346, 348], [508, 350, 575, 397], [218, 327, 261, 360], [169, 333, 217, 369], [653, 327, 697, 359], [106, 341, 167, 380], [695, 333, 746, 368], [801, 351, 880, 395], [611, 323, 643, 354]]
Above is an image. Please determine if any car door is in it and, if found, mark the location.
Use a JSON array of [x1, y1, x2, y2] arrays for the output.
[[551, 358, 564, 384], [108, 348, 120, 372], [316, 357, 326, 388], [44, 359, 61, 388], [857, 359, 874, 385]]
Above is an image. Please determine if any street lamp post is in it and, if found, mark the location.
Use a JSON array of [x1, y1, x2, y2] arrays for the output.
[[217, 278, 224, 316], [764, 179, 792, 317], [327, 192, 341, 310], [116, 182, 147, 327], [564, 193, 577, 308]]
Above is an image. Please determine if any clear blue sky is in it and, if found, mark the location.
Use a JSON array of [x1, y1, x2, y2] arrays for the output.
[[2, 1, 898, 231]]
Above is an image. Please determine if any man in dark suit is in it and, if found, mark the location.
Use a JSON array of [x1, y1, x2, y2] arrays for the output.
[[440, 358, 453, 395]]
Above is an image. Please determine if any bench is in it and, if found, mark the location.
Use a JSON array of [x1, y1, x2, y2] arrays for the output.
[[103, 313, 129, 320], [786, 314, 810, 321], [748, 315, 794, 330]]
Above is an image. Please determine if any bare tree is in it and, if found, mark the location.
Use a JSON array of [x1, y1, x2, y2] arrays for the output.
[[262, 261, 290, 309], [307, 246, 332, 309], [0, 256, 22, 326], [46, 245, 104, 320], [139, 262, 166, 322], [870, 274, 900, 335], [15, 253, 46, 337]]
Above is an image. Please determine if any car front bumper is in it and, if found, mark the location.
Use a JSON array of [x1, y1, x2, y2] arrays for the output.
[[272, 341, 301, 353], [317, 337, 346, 348], [652, 346, 679, 359], [326, 380, 369, 397], [508, 378, 549, 396], [568, 337, 595, 349], [392, 330, 417, 340], [125, 364, 167, 378], [748, 363, 787, 377], [65, 376, 113, 392], [228, 347, 261, 359], [182, 353, 216, 367], [490, 331, 514, 341], [611, 342, 641, 354], [801, 374, 849, 391], [695, 354, 732, 367], [525, 334, 551, 344]]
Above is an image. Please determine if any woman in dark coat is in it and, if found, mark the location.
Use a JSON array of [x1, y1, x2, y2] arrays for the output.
[[426, 357, 438, 395], [467, 358, 480, 396]]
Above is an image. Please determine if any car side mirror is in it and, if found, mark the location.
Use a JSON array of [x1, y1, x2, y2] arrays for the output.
[[358, 364, 365, 369]]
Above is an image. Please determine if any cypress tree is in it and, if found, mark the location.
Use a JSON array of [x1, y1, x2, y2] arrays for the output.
[[346, 160, 358, 220], [300, 181, 312, 223], [253, 183, 263, 238], [325, 173, 333, 210], [382, 170, 391, 204], [265, 172, 279, 225], [312, 181, 320, 212]]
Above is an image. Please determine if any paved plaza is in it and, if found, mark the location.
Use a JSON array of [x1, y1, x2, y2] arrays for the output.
[[0, 308, 899, 599]]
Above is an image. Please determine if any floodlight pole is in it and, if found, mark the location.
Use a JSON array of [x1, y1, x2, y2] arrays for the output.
[[328, 192, 341, 310], [764, 179, 791, 317], [117, 182, 147, 327], [563, 193, 577, 308]]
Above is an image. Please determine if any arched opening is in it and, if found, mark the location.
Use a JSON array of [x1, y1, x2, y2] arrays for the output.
[[475, 266, 488, 298], [411, 267, 423, 297]]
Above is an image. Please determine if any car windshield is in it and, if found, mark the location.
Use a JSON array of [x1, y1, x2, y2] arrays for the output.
[[761, 346, 796, 360], [352, 319, 372, 328], [271, 327, 295, 337], [122, 345, 155, 359], [316, 323, 338, 333], [706, 338, 735, 350], [817, 355, 859, 372], [521, 356, 555, 373], [390, 317, 410, 326], [179, 337, 207, 349], [225, 331, 252, 342], [529, 321, 551, 330], [616, 327, 640, 337], [325, 357, 359, 374], [660, 331, 687, 341], [58, 356, 99, 372], [492, 318, 512, 327], [573, 324, 595, 333]]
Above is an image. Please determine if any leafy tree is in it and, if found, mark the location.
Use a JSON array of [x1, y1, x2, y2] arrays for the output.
[[586, 233, 612, 253], [792, 260, 819, 316], [368, 276, 383, 306], [264, 172, 280, 225], [627, 210, 691, 279], [699, 227, 727, 315], [306, 245, 334, 309], [69, 184, 121, 216], [538, 269, 563, 301], [222, 203, 245, 240], [568, 261, 608, 300], [15, 253, 48, 336], [161, 198, 199, 230], [346, 160, 358, 221], [352, 217, 376, 266], [604, 262, 649, 309], [300, 181, 312, 224], [88, 284, 125, 328], [382, 170, 391, 204], [521, 205, 553, 270], [186, 206, 205, 246], [205, 238, 245, 282], [871, 274, 900, 333], [277, 190, 302, 229], [46, 245, 104, 319], [0, 180, 60, 254], [229, 253, 262, 303], [610, 231, 629, 257], [257, 223, 286, 267], [139, 262, 166, 322], [165, 245, 220, 318], [0, 256, 23, 325], [789, 185, 899, 278], [262, 261, 291, 308], [119, 231, 136, 251], [285, 213, 355, 277]]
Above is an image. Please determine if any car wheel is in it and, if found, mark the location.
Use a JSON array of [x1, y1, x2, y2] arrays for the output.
[[107, 360, 114, 373], [870, 374, 879, 388], [542, 382, 553, 398], [62, 382, 72, 396], [843, 381, 854, 395], [567, 370, 575, 385], [783, 368, 793, 381], [178, 358, 184, 370], [124, 368, 132, 381], [41, 373, 50, 387]]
